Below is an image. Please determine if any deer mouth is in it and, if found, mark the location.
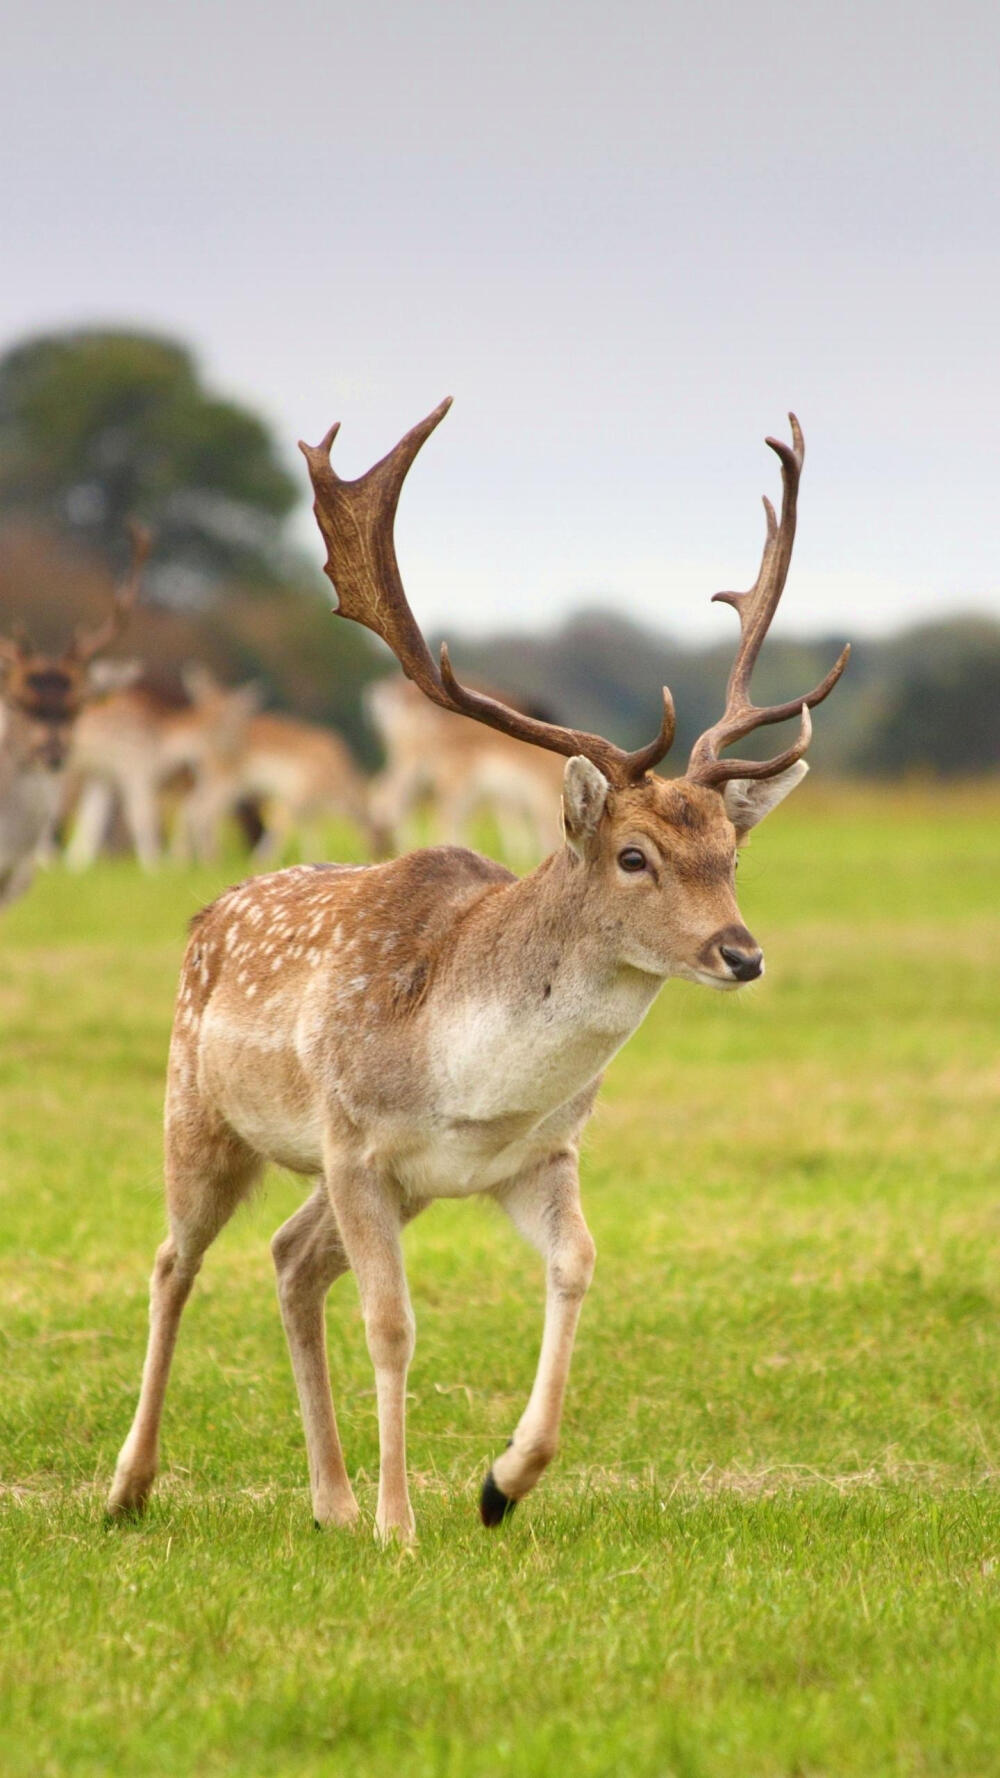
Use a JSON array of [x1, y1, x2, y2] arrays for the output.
[[678, 957, 765, 992], [695, 966, 745, 992]]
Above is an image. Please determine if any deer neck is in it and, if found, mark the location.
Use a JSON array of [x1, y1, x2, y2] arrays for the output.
[[429, 848, 663, 1122]]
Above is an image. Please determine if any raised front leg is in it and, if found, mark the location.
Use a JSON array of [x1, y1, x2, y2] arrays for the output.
[[322, 1143, 418, 1543], [482, 1153, 596, 1524]]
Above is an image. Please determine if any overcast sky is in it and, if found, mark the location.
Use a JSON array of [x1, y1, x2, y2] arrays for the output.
[[4, 0, 999, 642]]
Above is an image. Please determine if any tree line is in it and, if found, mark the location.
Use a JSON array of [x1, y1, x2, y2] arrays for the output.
[[0, 327, 996, 778]]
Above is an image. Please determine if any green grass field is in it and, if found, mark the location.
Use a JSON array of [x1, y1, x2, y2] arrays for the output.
[[1, 785, 999, 1777]]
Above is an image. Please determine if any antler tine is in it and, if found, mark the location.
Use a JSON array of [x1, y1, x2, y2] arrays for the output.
[[302, 401, 678, 788], [70, 521, 151, 665], [687, 415, 850, 786]]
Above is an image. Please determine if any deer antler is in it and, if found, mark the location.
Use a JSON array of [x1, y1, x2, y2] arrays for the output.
[[69, 521, 151, 665], [300, 401, 676, 788], [686, 417, 850, 786]]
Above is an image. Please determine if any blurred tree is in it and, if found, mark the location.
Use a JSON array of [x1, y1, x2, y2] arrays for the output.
[[0, 329, 298, 597], [856, 622, 1000, 777]]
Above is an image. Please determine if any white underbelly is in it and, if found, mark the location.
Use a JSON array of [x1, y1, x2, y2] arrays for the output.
[[391, 1109, 577, 1200]]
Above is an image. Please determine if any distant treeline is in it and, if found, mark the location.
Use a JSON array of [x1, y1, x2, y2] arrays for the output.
[[444, 608, 1000, 780], [1, 524, 997, 778]]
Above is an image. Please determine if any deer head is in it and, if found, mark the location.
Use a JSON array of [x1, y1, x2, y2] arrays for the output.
[[0, 525, 150, 770], [300, 404, 848, 988]]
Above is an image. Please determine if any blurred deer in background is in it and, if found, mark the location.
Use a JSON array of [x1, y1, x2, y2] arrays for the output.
[[0, 525, 149, 906], [109, 403, 847, 1541], [66, 665, 261, 871], [367, 675, 564, 860], [176, 704, 373, 864]]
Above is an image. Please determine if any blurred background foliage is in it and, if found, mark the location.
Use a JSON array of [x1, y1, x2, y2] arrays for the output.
[[0, 326, 996, 778]]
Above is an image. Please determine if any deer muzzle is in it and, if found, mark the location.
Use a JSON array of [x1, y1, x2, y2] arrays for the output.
[[701, 923, 764, 984]]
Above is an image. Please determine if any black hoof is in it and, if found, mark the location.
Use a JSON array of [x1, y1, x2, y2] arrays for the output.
[[479, 1468, 517, 1528]]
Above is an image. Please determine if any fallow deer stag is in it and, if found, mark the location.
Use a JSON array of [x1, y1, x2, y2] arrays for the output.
[[0, 525, 149, 905], [109, 405, 848, 1541]]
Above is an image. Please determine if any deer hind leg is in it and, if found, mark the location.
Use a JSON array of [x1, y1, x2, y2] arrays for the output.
[[271, 1183, 358, 1528], [107, 1123, 263, 1518], [482, 1154, 596, 1525]]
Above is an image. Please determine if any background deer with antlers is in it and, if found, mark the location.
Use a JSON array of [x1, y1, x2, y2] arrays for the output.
[[0, 524, 149, 906], [108, 405, 847, 1541]]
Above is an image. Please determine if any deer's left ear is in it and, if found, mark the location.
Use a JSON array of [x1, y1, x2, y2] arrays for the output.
[[723, 760, 808, 840], [562, 756, 610, 857]]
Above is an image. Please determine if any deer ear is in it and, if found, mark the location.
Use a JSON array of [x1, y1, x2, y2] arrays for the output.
[[562, 756, 610, 857], [723, 760, 808, 839]]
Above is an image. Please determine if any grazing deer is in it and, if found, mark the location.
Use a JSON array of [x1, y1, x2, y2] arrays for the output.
[[368, 675, 564, 860], [108, 405, 848, 1541], [0, 526, 149, 906], [66, 667, 261, 871], [176, 706, 373, 864]]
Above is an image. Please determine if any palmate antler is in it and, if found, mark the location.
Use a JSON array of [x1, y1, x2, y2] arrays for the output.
[[686, 417, 850, 786], [299, 401, 675, 789], [301, 401, 847, 792]]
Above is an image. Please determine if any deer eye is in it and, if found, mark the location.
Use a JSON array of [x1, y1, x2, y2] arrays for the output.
[[617, 846, 647, 873]]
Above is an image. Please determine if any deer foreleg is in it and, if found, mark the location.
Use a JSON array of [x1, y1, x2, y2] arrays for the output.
[[483, 1155, 596, 1524], [322, 1147, 418, 1543]]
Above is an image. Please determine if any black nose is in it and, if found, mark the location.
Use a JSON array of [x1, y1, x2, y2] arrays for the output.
[[720, 943, 764, 982]]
